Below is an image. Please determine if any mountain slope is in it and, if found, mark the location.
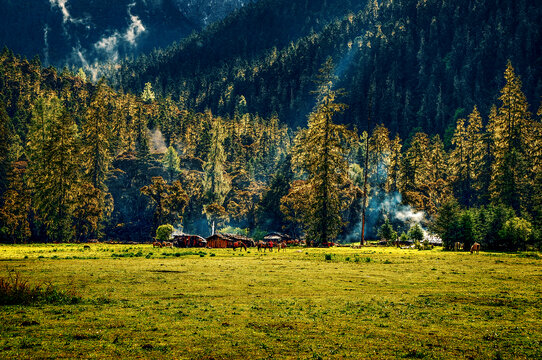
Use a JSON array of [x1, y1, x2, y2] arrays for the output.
[[0, 0, 249, 71], [114, 0, 542, 140]]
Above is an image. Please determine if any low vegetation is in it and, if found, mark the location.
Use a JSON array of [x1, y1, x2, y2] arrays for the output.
[[1, 244, 541, 359], [0, 269, 80, 306]]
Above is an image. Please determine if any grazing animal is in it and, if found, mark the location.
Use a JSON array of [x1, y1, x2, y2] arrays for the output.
[[232, 241, 247, 251], [454, 242, 464, 251], [470, 242, 480, 254], [257, 241, 274, 252], [83, 245, 91, 250], [153, 241, 163, 248], [163, 242, 173, 248], [278, 242, 287, 252]]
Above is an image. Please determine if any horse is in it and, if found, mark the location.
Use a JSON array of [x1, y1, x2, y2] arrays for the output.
[[152, 241, 163, 248], [454, 242, 464, 251], [163, 242, 174, 248], [257, 241, 273, 252], [470, 242, 480, 254], [232, 241, 247, 251], [277, 242, 287, 252]]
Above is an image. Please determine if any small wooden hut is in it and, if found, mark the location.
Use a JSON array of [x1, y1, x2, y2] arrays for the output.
[[206, 233, 255, 248], [173, 234, 207, 248], [221, 233, 255, 247], [206, 233, 235, 248]]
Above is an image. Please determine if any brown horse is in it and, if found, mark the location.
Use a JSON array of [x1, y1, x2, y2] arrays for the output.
[[257, 241, 274, 252], [454, 242, 464, 251], [470, 242, 480, 254], [277, 242, 287, 252], [153, 241, 163, 248], [163, 242, 174, 248], [232, 241, 247, 251]]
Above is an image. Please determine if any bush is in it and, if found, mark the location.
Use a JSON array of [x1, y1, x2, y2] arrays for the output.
[[500, 217, 532, 251], [324, 254, 332, 261], [156, 224, 174, 242], [0, 270, 80, 305]]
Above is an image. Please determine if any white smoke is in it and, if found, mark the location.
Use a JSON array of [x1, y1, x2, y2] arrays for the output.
[[95, 35, 120, 63], [49, 0, 71, 24], [49, 0, 89, 26], [92, 3, 146, 69], [342, 191, 428, 243], [149, 128, 167, 154], [124, 3, 146, 45], [43, 25, 50, 66]]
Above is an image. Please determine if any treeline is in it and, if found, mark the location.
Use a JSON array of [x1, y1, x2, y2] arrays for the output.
[[113, 0, 542, 140], [0, 49, 540, 252], [0, 50, 290, 243]]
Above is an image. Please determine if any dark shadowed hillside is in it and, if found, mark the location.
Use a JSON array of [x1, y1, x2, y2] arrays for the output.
[[114, 0, 542, 140], [0, 0, 250, 72]]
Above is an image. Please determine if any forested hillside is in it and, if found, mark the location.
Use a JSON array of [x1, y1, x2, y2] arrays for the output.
[[0, 51, 290, 243], [0, 0, 249, 71], [114, 0, 542, 140]]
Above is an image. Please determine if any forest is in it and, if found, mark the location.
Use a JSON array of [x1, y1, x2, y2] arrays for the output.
[[0, 0, 541, 251], [0, 48, 540, 251]]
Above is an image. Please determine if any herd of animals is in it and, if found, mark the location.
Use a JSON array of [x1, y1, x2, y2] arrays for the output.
[[151, 240, 292, 251], [147, 239, 482, 253]]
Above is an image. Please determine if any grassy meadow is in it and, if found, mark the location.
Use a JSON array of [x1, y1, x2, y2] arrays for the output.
[[0, 244, 541, 359]]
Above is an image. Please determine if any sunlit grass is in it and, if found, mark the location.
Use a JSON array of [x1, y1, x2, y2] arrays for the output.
[[0, 244, 540, 359]]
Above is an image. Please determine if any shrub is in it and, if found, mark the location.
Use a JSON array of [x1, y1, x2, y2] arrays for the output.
[[500, 217, 532, 251], [156, 224, 174, 242], [0, 270, 80, 305], [324, 254, 332, 261]]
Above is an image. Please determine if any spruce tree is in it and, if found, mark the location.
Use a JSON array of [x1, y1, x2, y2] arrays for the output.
[[490, 61, 533, 212], [27, 96, 79, 242], [162, 146, 181, 183], [203, 115, 230, 206], [291, 58, 353, 245]]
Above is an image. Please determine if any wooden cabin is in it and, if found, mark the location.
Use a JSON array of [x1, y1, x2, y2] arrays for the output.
[[206, 233, 235, 248], [173, 234, 207, 248], [221, 233, 255, 247], [206, 233, 255, 248]]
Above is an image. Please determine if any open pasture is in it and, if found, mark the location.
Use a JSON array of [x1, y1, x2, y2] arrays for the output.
[[0, 244, 541, 359]]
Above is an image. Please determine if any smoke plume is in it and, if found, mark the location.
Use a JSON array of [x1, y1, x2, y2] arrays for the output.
[[149, 128, 167, 154]]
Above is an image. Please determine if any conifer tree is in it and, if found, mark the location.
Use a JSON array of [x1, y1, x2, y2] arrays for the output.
[[291, 58, 353, 245], [0, 104, 11, 198], [420, 135, 450, 215], [162, 146, 181, 182], [27, 96, 79, 242], [387, 135, 402, 193], [490, 61, 533, 212], [400, 132, 430, 209], [203, 115, 230, 206], [78, 81, 115, 239], [0, 160, 31, 243], [450, 106, 484, 207], [368, 124, 391, 193], [83, 81, 113, 192]]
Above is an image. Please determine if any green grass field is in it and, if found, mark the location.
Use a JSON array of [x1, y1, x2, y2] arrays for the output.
[[0, 244, 541, 359]]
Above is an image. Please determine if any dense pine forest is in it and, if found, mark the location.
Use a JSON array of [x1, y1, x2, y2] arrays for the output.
[[0, 0, 541, 251]]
